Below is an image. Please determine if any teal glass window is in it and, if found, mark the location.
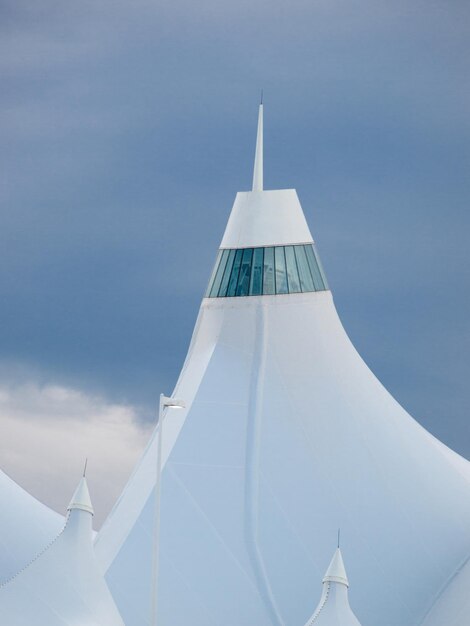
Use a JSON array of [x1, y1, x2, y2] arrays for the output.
[[275, 246, 288, 294], [206, 244, 328, 298], [250, 248, 264, 295], [218, 249, 236, 297], [294, 245, 315, 292], [208, 249, 229, 298], [305, 245, 327, 291], [236, 248, 254, 296], [226, 249, 243, 297], [263, 247, 275, 295], [205, 249, 223, 297], [313, 243, 329, 290], [285, 245, 301, 293]]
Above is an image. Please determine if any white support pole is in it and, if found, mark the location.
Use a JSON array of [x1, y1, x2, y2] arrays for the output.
[[150, 394, 185, 626], [150, 393, 165, 626]]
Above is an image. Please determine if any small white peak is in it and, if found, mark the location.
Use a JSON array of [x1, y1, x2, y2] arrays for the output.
[[322, 548, 349, 587], [304, 548, 362, 625], [67, 477, 94, 515], [252, 102, 263, 192]]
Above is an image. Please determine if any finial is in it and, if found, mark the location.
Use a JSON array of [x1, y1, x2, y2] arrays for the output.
[[83, 457, 88, 478], [322, 546, 349, 587], [337, 528, 341, 549], [67, 475, 94, 515], [252, 99, 264, 192]]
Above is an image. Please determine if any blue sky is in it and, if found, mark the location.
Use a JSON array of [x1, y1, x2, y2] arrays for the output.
[[1, 0, 469, 519]]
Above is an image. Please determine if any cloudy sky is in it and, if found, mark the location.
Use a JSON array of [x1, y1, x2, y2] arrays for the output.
[[1, 0, 469, 524]]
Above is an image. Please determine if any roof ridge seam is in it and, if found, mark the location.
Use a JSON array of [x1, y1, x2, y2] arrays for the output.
[[0, 514, 70, 590], [417, 552, 470, 625], [306, 581, 331, 625]]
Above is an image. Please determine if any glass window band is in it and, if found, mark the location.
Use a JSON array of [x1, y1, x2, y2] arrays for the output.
[[206, 244, 328, 298]]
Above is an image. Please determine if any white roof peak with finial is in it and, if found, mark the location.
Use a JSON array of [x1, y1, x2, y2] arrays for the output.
[[220, 98, 313, 249], [303, 546, 362, 625], [322, 547, 349, 587], [67, 476, 94, 515], [0, 468, 124, 624]]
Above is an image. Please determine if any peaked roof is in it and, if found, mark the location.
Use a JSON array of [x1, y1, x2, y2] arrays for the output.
[[94, 104, 470, 626], [304, 548, 361, 626], [219, 103, 313, 249], [67, 476, 94, 515], [323, 548, 349, 587], [0, 476, 124, 626], [219, 188, 313, 248], [0, 470, 62, 584]]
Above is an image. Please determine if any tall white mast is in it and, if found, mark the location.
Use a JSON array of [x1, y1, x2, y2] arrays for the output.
[[252, 94, 263, 191]]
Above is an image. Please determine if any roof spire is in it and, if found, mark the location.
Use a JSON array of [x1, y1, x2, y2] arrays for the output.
[[322, 547, 349, 587], [68, 476, 94, 516], [303, 546, 362, 625], [252, 95, 263, 192]]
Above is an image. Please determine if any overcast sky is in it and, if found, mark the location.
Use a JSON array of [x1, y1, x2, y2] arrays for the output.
[[1, 0, 469, 524]]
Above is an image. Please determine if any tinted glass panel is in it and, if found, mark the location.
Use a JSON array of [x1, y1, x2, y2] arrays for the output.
[[263, 247, 275, 295], [206, 249, 223, 297], [305, 245, 325, 291], [205, 244, 328, 298], [250, 247, 264, 296], [226, 249, 243, 297], [209, 249, 229, 297], [275, 246, 288, 294], [313, 243, 329, 290], [218, 249, 236, 297], [294, 245, 315, 292], [236, 248, 254, 296], [285, 246, 301, 293]]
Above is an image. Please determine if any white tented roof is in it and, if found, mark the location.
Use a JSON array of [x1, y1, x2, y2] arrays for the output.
[[322, 548, 349, 587], [0, 469, 62, 584], [93, 105, 470, 626], [304, 548, 361, 626], [0, 477, 124, 626], [95, 266, 470, 626], [67, 476, 94, 514], [0, 104, 468, 626], [421, 556, 470, 626], [220, 103, 313, 249], [220, 189, 313, 249]]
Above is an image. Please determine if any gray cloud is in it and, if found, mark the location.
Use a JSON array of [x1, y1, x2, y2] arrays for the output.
[[0, 380, 151, 526]]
